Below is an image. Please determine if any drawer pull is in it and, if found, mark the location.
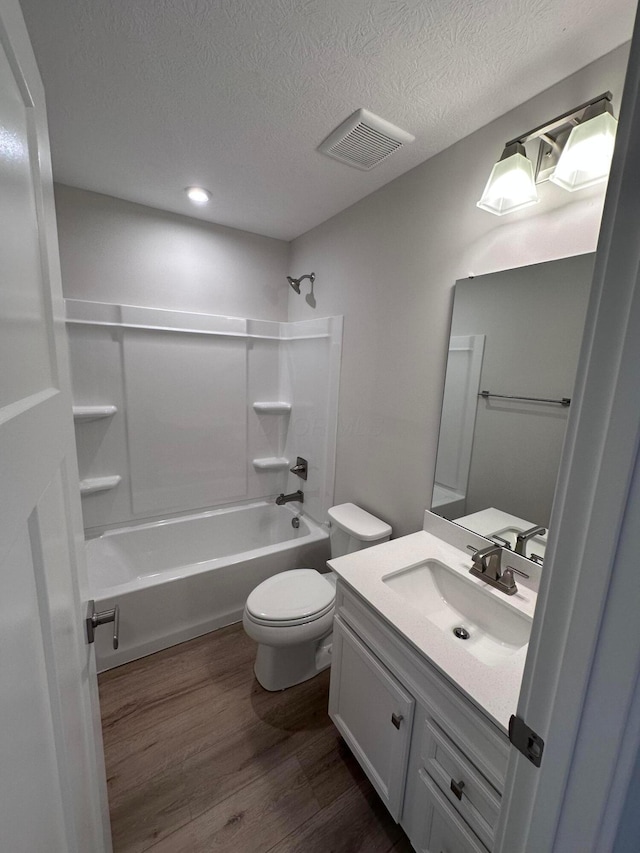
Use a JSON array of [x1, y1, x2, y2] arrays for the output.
[[391, 712, 404, 729], [450, 778, 465, 800]]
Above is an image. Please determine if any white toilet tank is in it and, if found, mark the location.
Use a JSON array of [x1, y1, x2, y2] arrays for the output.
[[327, 503, 392, 557]]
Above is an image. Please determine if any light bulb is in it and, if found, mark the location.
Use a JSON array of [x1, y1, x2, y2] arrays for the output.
[[185, 186, 212, 205]]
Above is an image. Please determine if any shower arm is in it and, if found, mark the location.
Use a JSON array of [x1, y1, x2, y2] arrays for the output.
[[287, 272, 315, 294]]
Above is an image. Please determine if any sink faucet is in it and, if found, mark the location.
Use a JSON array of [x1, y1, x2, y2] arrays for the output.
[[515, 525, 546, 556], [467, 544, 503, 581], [275, 490, 304, 505], [466, 544, 529, 596]]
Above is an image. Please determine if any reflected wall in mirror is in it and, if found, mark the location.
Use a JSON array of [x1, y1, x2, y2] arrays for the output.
[[431, 254, 595, 561]]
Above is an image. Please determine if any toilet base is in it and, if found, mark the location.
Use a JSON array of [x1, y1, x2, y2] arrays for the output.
[[254, 632, 332, 691]]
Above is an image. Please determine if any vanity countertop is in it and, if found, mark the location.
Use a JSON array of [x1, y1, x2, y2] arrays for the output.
[[328, 530, 537, 734]]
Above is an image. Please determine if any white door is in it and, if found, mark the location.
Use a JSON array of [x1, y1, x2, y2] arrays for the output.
[[495, 9, 640, 853], [0, 1, 111, 851]]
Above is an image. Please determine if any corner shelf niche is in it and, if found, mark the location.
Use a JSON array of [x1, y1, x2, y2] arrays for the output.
[[73, 405, 118, 422], [252, 402, 292, 414], [80, 475, 121, 495], [252, 457, 290, 471]]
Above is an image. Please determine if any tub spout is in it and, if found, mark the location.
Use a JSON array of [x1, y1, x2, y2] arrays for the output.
[[275, 490, 304, 505]]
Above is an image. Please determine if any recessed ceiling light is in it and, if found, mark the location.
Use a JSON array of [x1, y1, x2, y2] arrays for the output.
[[185, 186, 211, 204]]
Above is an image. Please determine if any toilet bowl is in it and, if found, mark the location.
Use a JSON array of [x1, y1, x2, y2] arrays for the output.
[[243, 503, 391, 691]]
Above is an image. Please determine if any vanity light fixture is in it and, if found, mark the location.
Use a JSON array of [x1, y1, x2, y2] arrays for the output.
[[185, 186, 211, 205], [478, 92, 617, 216]]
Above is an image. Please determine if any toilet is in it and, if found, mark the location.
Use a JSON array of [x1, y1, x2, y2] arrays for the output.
[[243, 502, 391, 691]]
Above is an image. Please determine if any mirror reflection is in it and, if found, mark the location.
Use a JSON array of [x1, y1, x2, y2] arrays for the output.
[[431, 254, 595, 561]]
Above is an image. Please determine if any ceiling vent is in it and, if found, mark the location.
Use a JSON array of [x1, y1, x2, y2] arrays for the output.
[[318, 108, 415, 171]]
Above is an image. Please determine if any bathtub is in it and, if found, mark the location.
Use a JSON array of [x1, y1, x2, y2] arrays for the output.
[[86, 500, 330, 671]]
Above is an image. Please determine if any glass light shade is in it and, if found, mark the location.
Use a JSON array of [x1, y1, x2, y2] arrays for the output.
[[477, 148, 539, 216], [550, 110, 618, 192]]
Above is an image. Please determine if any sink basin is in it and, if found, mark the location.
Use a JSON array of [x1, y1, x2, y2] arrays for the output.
[[382, 559, 532, 666], [492, 526, 547, 561]]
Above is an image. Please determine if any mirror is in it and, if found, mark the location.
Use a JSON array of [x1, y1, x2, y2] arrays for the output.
[[431, 253, 595, 561]]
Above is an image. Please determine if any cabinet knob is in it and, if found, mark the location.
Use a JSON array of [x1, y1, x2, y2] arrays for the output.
[[391, 712, 404, 729], [450, 778, 465, 800]]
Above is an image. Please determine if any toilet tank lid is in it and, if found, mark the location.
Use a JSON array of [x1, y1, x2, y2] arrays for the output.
[[327, 503, 392, 541]]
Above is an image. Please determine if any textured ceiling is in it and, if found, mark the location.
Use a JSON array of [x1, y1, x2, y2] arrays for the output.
[[20, 0, 637, 240]]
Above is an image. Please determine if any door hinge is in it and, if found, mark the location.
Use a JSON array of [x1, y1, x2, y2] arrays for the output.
[[509, 714, 544, 767]]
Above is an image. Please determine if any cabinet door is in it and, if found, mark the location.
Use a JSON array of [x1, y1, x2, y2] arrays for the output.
[[411, 770, 489, 853], [329, 616, 414, 819]]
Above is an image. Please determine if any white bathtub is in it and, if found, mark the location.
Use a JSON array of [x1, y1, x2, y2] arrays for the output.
[[86, 501, 330, 671]]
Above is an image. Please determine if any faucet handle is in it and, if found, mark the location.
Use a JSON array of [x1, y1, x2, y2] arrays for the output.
[[466, 544, 484, 569], [501, 564, 529, 594], [490, 534, 512, 550], [289, 457, 308, 480], [505, 564, 530, 579]]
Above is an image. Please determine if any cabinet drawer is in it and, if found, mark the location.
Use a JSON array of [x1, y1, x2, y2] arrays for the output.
[[414, 770, 489, 853], [422, 720, 500, 849]]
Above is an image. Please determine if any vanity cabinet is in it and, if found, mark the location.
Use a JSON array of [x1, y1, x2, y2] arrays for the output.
[[330, 582, 510, 853]]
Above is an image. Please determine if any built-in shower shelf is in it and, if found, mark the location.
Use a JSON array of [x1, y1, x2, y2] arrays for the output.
[[252, 402, 292, 414], [73, 405, 118, 422], [80, 475, 122, 495], [252, 457, 290, 471]]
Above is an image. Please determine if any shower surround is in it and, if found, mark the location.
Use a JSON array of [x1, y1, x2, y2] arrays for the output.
[[66, 299, 342, 668]]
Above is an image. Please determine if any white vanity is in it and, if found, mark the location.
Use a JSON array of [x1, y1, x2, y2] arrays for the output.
[[327, 513, 538, 853]]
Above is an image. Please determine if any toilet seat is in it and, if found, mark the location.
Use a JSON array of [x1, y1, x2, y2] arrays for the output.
[[245, 569, 335, 627]]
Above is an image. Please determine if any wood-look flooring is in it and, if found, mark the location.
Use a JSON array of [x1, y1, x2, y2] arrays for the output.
[[99, 623, 414, 853]]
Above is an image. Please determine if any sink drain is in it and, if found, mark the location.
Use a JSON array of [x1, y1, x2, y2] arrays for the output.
[[453, 626, 470, 640]]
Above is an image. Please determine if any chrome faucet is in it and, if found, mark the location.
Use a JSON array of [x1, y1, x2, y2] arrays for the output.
[[275, 490, 304, 505], [466, 544, 529, 596], [515, 525, 546, 556]]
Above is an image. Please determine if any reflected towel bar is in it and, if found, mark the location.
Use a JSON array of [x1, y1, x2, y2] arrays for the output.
[[479, 391, 571, 407]]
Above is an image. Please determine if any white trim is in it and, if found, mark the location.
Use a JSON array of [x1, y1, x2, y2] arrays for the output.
[[496, 13, 640, 852]]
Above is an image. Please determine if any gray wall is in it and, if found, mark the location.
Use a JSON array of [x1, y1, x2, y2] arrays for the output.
[[289, 45, 629, 537], [54, 184, 290, 319]]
